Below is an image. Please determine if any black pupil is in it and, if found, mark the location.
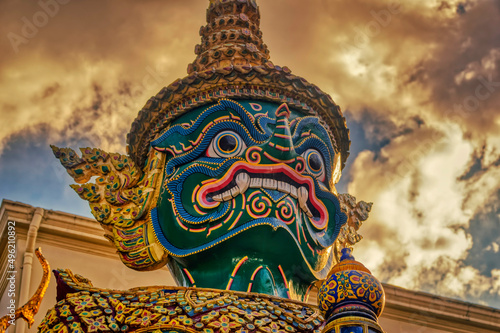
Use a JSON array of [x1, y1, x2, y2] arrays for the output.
[[219, 134, 237, 152], [309, 153, 322, 172]]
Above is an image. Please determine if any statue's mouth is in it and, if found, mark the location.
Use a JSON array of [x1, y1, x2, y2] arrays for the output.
[[196, 161, 328, 229]]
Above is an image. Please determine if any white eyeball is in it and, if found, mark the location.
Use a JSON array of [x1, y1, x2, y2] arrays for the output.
[[301, 149, 326, 182], [207, 131, 247, 158]]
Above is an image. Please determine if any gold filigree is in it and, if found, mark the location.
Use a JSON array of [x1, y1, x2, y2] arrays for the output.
[[39, 268, 325, 333], [51, 145, 168, 270], [0, 248, 50, 332], [335, 194, 373, 261]]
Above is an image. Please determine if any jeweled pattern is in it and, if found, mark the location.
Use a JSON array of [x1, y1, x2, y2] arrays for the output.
[[318, 266, 384, 318], [38, 269, 324, 333]]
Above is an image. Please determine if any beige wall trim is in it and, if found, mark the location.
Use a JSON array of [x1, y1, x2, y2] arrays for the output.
[[0, 199, 120, 321], [0, 200, 119, 259], [0, 200, 33, 299], [383, 283, 500, 332]]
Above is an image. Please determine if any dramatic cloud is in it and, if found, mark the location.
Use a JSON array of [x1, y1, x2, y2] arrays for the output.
[[0, 0, 206, 154], [1, 0, 499, 308], [304, 0, 500, 307]]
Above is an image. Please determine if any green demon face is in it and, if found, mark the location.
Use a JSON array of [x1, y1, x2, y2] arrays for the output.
[[150, 99, 347, 301]]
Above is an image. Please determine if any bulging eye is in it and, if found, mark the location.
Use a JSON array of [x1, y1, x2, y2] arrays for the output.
[[302, 149, 326, 182], [207, 131, 247, 158]]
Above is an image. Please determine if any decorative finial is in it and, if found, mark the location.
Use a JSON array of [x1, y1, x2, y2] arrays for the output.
[[188, 0, 270, 73], [339, 247, 355, 261], [318, 248, 386, 333]]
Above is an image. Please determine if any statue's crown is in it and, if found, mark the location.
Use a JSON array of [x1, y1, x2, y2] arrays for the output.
[[188, 0, 269, 73], [127, 0, 350, 172]]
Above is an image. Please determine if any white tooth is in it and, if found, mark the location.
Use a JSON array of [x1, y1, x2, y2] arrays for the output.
[[250, 178, 263, 188], [213, 194, 223, 202], [236, 173, 250, 193], [223, 190, 233, 201], [277, 181, 290, 194], [263, 178, 278, 190], [230, 186, 240, 197], [297, 187, 314, 217], [298, 187, 309, 210], [290, 186, 298, 198], [298, 187, 308, 201]]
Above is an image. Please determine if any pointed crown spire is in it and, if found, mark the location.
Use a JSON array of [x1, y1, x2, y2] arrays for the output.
[[188, 0, 270, 73]]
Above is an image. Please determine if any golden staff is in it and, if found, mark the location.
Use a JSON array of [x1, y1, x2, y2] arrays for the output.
[[0, 248, 50, 332]]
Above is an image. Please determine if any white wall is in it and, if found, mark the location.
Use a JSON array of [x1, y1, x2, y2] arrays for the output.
[[8, 242, 174, 333]]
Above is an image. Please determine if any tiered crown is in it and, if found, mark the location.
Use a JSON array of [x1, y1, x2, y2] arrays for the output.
[[188, 0, 270, 73], [127, 0, 350, 174]]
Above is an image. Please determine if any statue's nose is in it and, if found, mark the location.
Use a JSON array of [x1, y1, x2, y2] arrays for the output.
[[265, 103, 296, 161]]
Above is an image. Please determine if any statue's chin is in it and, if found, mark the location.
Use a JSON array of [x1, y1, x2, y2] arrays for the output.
[[161, 219, 332, 300]]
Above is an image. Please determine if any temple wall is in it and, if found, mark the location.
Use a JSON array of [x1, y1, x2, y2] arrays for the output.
[[1, 199, 499, 333], [0, 200, 174, 333]]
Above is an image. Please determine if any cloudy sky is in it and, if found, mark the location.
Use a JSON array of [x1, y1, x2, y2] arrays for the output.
[[1, 0, 499, 309]]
